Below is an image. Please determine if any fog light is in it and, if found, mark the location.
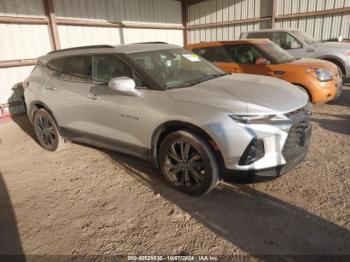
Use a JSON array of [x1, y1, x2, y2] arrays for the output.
[[239, 139, 265, 165]]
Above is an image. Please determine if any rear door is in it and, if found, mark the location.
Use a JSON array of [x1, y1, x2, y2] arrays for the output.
[[43, 55, 99, 141]]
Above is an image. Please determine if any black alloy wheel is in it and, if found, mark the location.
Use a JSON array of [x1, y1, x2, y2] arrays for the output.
[[33, 109, 61, 151], [159, 130, 219, 195]]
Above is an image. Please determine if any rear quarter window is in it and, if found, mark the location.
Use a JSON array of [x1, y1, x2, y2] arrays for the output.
[[192, 46, 231, 62], [46, 55, 92, 82], [246, 32, 273, 41]]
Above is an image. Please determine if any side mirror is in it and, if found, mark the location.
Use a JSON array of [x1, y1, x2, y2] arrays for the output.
[[255, 57, 269, 65], [108, 76, 141, 96]]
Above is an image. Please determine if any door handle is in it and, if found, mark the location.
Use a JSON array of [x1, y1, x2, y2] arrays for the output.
[[228, 69, 238, 73], [87, 93, 99, 100], [306, 48, 315, 53], [46, 84, 56, 90]]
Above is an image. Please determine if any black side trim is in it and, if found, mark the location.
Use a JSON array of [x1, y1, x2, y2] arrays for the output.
[[60, 127, 150, 160], [222, 165, 284, 179]]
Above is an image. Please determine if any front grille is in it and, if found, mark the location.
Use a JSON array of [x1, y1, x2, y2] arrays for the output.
[[283, 119, 311, 161], [282, 105, 312, 173]]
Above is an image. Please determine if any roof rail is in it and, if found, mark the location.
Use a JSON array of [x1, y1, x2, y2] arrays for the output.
[[48, 45, 114, 54], [133, 41, 168, 44]]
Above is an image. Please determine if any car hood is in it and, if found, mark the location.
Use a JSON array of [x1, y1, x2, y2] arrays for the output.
[[168, 74, 308, 115], [287, 58, 337, 73], [315, 41, 350, 50]]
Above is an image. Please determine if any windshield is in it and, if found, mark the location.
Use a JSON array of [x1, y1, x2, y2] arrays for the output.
[[128, 48, 226, 89], [256, 41, 296, 64], [292, 30, 320, 45]]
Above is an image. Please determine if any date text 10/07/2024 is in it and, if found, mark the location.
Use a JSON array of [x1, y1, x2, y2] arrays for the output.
[[128, 255, 219, 261]]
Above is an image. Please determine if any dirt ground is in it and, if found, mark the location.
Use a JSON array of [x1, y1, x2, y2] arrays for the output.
[[0, 87, 349, 257]]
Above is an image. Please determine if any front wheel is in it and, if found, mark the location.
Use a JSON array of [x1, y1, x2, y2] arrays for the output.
[[159, 130, 219, 195]]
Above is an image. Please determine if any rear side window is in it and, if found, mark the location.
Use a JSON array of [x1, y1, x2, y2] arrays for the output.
[[46, 58, 62, 75], [192, 46, 232, 62], [246, 32, 273, 41], [59, 55, 92, 82], [46, 55, 92, 82]]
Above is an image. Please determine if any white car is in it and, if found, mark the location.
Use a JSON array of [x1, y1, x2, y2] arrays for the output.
[[24, 43, 312, 195]]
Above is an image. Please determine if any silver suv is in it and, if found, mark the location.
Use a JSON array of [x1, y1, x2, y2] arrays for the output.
[[241, 29, 350, 82], [24, 43, 312, 195]]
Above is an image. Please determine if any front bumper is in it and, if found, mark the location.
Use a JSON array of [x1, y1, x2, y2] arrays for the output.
[[223, 105, 312, 181], [312, 77, 343, 103], [223, 124, 311, 181]]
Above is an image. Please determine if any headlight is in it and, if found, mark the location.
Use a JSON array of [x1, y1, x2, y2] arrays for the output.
[[307, 68, 334, 81], [229, 114, 289, 124]]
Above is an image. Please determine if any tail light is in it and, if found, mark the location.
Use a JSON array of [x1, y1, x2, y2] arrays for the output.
[[347, 50, 350, 56]]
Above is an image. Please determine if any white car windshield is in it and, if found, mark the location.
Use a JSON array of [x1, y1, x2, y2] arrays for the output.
[[257, 42, 296, 64], [128, 48, 226, 89], [292, 30, 320, 45]]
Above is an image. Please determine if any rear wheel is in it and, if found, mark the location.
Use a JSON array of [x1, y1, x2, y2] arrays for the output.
[[33, 108, 63, 151], [159, 130, 219, 195]]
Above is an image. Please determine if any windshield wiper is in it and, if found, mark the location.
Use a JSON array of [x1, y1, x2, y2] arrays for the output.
[[165, 73, 227, 89], [191, 73, 227, 85], [165, 81, 198, 89]]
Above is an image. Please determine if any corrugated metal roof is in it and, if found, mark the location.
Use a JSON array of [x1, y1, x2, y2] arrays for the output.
[[0, 0, 45, 17]]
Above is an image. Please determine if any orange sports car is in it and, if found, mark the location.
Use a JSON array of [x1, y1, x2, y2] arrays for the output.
[[186, 39, 343, 103]]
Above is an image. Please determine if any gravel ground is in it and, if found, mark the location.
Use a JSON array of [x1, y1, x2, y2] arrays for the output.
[[0, 86, 349, 257]]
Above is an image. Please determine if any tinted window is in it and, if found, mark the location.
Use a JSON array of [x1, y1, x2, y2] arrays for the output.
[[192, 46, 232, 62], [46, 58, 62, 75], [291, 30, 320, 45], [226, 45, 265, 64], [256, 42, 295, 64], [247, 32, 273, 41], [273, 32, 302, 49], [46, 55, 92, 82], [92, 54, 132, 83]]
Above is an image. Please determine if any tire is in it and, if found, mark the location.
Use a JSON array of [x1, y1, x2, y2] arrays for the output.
[[336, 65, 344, 82], [33, 108, 64, 152], [159, 130, 219, 195]]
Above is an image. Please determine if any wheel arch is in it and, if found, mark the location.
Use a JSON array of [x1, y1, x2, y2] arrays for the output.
[[151, 121, 226, 173], [317, 56, 346, 75], [28, 101, 59, 127]]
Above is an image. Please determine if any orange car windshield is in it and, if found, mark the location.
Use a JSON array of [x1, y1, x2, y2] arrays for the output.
[[256, 42, 295, 64]]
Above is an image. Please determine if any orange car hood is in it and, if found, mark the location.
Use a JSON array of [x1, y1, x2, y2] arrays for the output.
[[286, 58, 337, 73]]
